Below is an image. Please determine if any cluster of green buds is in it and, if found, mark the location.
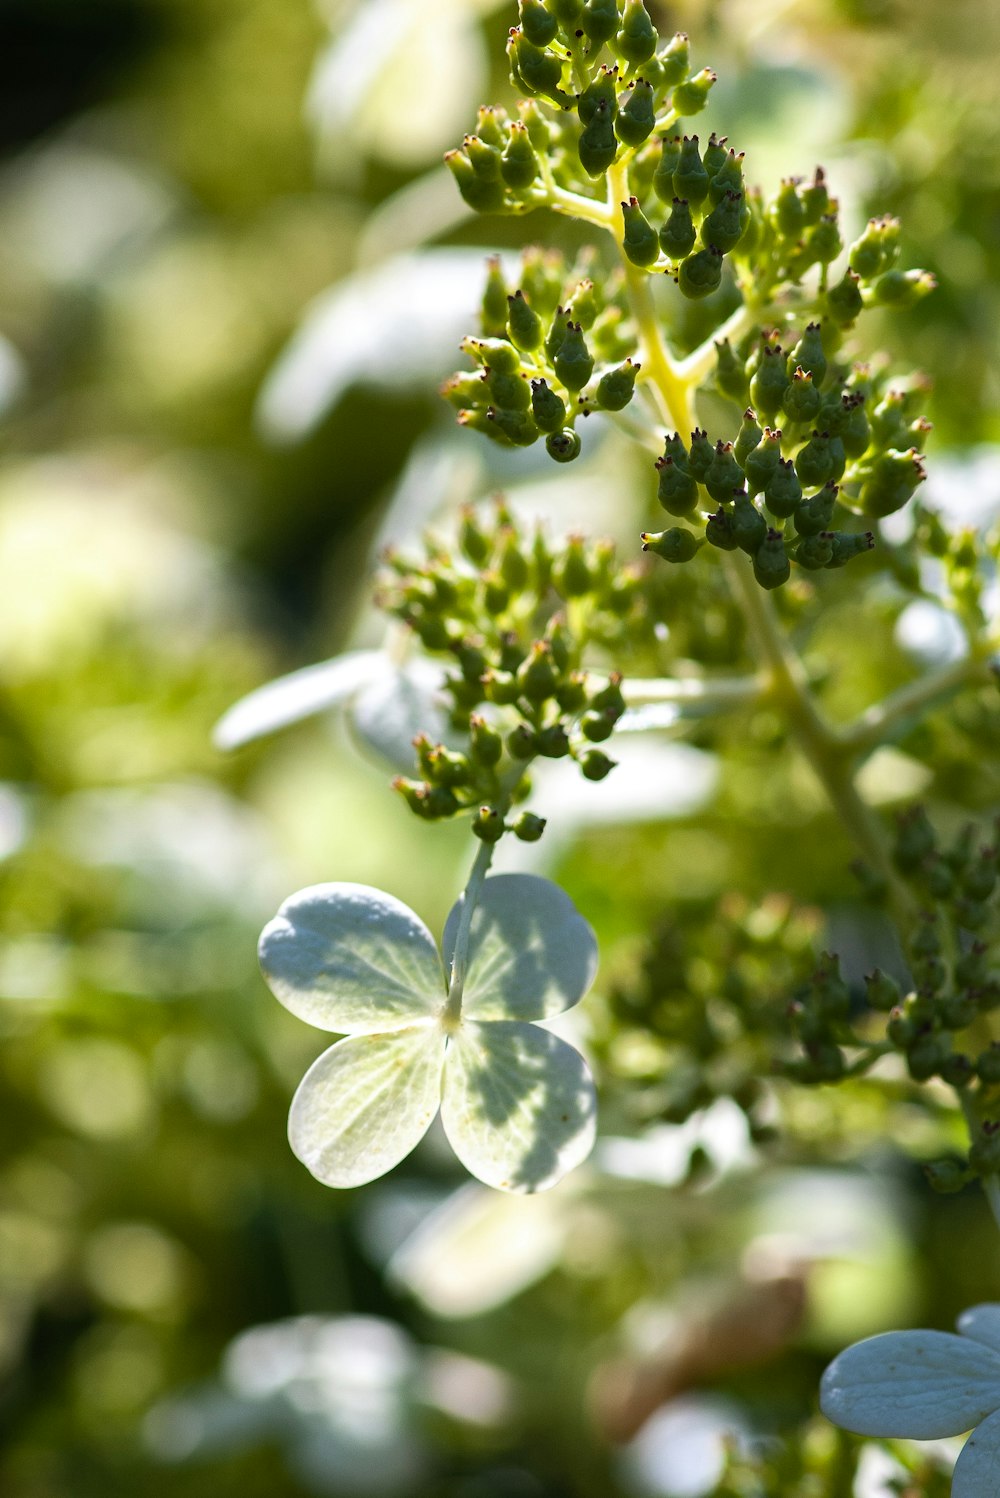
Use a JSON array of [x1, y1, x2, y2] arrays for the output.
[[598, 893, 820, 1130], [446, 4, 717, 215], [442, 248, 639, 461], [377, 501, 647, 842], [787, 810, 1000, 1186], [886, 499, 997, 634], [644, 323, 931, 587]]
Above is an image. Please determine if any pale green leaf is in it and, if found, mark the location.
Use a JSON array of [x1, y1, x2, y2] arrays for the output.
[[213, 651, 385, 751], [260, 883, 445, 1034], [440, 1020, 596, 1193], [289, 1026, 445, 1188], [443, 875, 598, 1022], [820, 1329, 1000, 1438], [954, 1406, 1000, 1498], [959, 1305, 1000, 1355]]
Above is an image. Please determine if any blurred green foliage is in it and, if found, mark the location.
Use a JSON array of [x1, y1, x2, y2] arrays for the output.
[[0, 0, 997, 1494]]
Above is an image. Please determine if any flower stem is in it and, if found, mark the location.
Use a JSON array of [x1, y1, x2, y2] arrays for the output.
[[443, 834, 496, 1026], [839, 649, 998, 756]]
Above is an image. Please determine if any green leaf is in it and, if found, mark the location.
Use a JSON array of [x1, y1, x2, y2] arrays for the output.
[[440, 1020, 597, 1193], [259, 883, 445, 1034], [443, 874, 598, 1021], [288, 1026, 445, 1188], [820, 1328, 1000, 1438], [954, 1406, 1000, 1498]]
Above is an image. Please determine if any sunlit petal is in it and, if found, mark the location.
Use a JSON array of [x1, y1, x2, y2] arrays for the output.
[[213, 651, 387, 750], [959, 1305, 1000, 1355], [260, 883, 445, 1034], [820, 1329, 1000, 1438], [440, 1021, 596, 1193], [443, 874, 598, 1021], [289, 1027, 445, 1188], [954, 1406, 1000, 1498]]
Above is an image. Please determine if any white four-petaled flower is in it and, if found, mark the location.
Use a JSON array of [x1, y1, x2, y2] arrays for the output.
[[821, 1303, 1000, 1496], [259, 873, 598, 1193]]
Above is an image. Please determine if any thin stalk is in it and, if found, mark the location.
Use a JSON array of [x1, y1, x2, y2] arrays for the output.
[[839, 650, 998, 756], [443, 834, 497, 1026], [621, 673, 766, 709]]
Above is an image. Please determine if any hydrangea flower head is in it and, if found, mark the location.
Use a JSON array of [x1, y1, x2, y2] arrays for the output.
[[821, 1303, 1000, 1496], [259, 873, 598, 1193]]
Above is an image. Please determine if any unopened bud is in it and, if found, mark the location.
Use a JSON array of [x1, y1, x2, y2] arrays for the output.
[[678, 245, 723, 300], [753, 529, 791, 590], [642, 527, 703, 562]]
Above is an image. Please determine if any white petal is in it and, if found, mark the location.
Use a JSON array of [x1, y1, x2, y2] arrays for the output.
[[954, 1406, 1000, 1498], [260, 883, 445, 1034], [820, 1330, 1000, 1438], [960, 1305, 1000, 1355], [440, 1021, 596, 1193], [213, 652, 387, 750], [289, 1027, 445, 1188], [443, 874, 598, 1021]]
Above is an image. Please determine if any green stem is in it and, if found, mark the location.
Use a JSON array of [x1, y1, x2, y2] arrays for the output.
[[839, 649, 998, 756], [443, 834, 497, 1026], [622, 672, 766, 710]]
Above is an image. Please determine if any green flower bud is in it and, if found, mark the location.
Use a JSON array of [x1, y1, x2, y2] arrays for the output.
[[641, 526, 702, 561], [621, 197, 659, 266], [849, 215, 899, 279], [956, 941, 989, 988], [970, 1124, 1000, 1177], [508, 724, 538, 760], [481, 256, 509, 336], [553, 536, 592, 596], [519, 0, 559, 46], [840, 394, 871, 458], [658, 31, 690, 86], [743, 426, 782, 496], [578, 747, 616, 780], [555, 670, 588, 712], [774, 177, 805, 239], [673, 134, 709, 203], [462, 335, 520, 373], [866, 969, 902, 1012], [925, 1158, 974, 1193], [963, 850, 997, 902], [511, 810, 547, 843], [507, 289, 543, 352], [581, 0, 620, 43], [475, 106, 509, 149], [894, 805, 936, 871], [795, 430, 834, 488], [531, 379, 567, 433], [516, 642, 558, 704], [486, 406, 538, 446], [426, 744, 473, 786], [616, 78, 656, 145], [857, 448, 926, 518], [485, 363, 530, 410], [458, 507, 492, 566], [596, 357, 639, 410], [687, 426, 714, 482], [464, 133, 503, 184], [442, 371, 487, 410], [481, 669, 519, 706], [552, 0, 583, 19], [753, 529, 791, 589], [468, 714, 503, 768], [453, 638, 489, 685], [978, 1045, 1000, 1086], [616, 0, 657, 61], [781, 367, 821, 425], [825, 529, 874, 567], [590, 672, 626, 720], [733, 408, 762, 466], [705, 507, 739, 551], [536, 723, 571, 758], [942, 993, 978, 1031], [700, 190, 745, 253], [579, 101, 619, 177], [715, 340, 750, 405], [501, 121, 540, 190], [705, 440, 744, 503], [517, 98, 551, 154], [546, 428, 582, 462], [796, 480, 839, 536], [472, 805, 506, 843], [497, 531, 528, 594], [678, 245, 723, 299], [509, 30, 567, 100], [658, 197, 696, 261], [553, 321, 594, 391], [580, 708, 615, 742], [578, 66, 619, 125], [709, 147, 745, 206], [907, 1034, 948, 1083], [873, 268, 937, 307], [794, 531, 835, 569], [825, 267, 864, 325], [749, 346, 789, 421], [800, 166, 829, 225], [788, 322, 827, 386], [656, 453, 699, 512], [808, 214, 843, 265], [731, 491, 767, 554], [698, 131, 726, 178], [652, 135, 682, 202], [672, 67, 716, 118], [796, 1043, 845, 1082], [446, 149, 506, 213]]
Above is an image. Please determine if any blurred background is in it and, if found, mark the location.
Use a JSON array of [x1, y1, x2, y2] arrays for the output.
[[0, 0, 998, 1494]]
